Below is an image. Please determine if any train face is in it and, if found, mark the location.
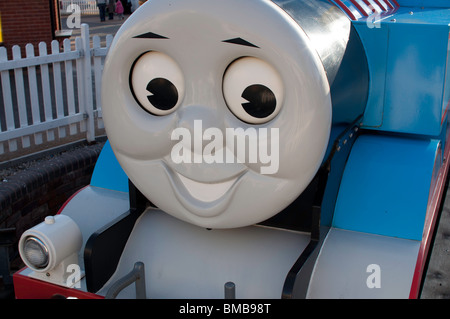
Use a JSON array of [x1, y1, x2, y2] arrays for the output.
[[13, 0, 450, 299], [101, 0, 341, 229]]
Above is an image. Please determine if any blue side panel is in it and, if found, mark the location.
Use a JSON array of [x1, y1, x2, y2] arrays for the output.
[[90, 140, 129, 193], [397, 0, 450, 8], [382, 23, 448, 136], [443, 30, 450, 127], [333, 134, 439, 240], [354, 7, 450, 136], [352, 23, 388, 129]]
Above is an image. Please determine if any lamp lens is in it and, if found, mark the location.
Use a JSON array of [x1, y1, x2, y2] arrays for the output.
[[23, 237, 49, 269]]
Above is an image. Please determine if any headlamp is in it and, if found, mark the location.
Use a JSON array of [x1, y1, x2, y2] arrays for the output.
[[23, 236, 49, 269], [18, 214, 83, 287]]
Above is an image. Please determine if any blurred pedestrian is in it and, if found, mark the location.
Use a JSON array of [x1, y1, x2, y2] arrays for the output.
[[125, 0, 132, 14], [108, 0, 115, 20], [96, 0, 107, 22], [116, 0, 124, 20]]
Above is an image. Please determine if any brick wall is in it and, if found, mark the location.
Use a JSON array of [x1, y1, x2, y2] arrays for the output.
[[0, 141, 105, 268], [0, 0, 58, 58]]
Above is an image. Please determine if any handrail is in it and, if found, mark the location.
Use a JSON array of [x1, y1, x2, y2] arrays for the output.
[[105, 262, 146, 299]]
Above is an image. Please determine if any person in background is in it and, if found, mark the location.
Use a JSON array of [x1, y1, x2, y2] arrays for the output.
[[116, 0, 125, 20], [107, 0, 115, 20], [96, 0, 107, 22], [125, 0, 132, 14]]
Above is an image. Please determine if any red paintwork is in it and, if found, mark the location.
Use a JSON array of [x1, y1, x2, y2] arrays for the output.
[[334, 0, 357, 20], [13, 268, 103, 299], [349, 0, 369, 16], [409, 120, 450, 298]]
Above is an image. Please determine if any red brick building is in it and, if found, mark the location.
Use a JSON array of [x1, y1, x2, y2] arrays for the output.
[[0, 0, 61, 58]]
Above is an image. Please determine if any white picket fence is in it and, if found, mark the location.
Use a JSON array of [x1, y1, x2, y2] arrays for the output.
[[0, 24, 113, 159], [60, 0, 99, 15]]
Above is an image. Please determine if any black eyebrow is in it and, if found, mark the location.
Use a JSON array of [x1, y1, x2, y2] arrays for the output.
[[133, 32, 169, 39], [222, 37, 259, 48], [133, 33, 258, 48]]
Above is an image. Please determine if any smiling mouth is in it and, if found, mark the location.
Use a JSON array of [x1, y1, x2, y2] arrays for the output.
[[162, 162, 246, 217], [176, 172, 238, 203]]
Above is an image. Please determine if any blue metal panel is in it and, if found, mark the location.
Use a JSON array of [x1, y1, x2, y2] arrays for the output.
[[90, 140, 129, 193], [397, 0, 450, 8], [353, 23, 389, 128], [333, 134, 439, 240], [382, 23, 448, 136], [355, 9, 450, 136], [392, 7, 450, 24], [443, 28, 450, 126]]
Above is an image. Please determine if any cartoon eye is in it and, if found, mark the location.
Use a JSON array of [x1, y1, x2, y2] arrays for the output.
[[223, 57, 284, 124], [130, 51, 184, 115]]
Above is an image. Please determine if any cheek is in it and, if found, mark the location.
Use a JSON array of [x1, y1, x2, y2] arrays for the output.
[[103, 78, 180, 160], [275, 117, 330, 183], [233, 112, 327, 181]]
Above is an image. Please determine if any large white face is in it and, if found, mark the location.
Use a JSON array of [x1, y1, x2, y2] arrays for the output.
[[102, 0, 331, 228]]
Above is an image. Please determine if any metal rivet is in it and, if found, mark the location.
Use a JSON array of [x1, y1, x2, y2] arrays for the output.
[[45, 216, 55, 225]]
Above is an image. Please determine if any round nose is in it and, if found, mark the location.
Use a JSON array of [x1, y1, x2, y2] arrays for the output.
[[177, 105, 223, 135]]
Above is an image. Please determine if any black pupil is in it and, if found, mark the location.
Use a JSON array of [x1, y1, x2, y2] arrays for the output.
[[146, 78, 178, 111], [241, 84, 276, 119]]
